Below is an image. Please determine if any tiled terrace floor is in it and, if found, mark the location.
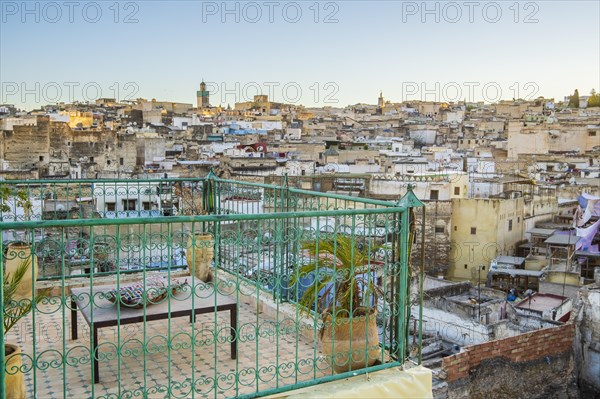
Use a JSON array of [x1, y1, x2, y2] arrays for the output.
[[6, 291, 332, 398]]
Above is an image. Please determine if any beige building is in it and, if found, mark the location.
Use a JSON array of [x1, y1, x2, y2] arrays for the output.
[[448, 197, 525, 282], [135, 99, 193, 114], [369, 172, 469, 201], [60, 110, 94, 129], [507, 121, 599, 159]]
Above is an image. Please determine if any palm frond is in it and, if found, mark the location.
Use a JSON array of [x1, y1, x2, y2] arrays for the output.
[[3, 258, 45, 334], [295, 235, 386, 318]]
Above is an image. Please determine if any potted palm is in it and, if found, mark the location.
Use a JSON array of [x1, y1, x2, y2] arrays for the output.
[[1, 189, 37, 300], [4, 242, 37, 300], [3, 258, 44, 399], [292, 236, 383, 373]]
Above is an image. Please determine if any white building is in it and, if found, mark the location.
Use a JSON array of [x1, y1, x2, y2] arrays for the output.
[[93, 182, 174, 218]]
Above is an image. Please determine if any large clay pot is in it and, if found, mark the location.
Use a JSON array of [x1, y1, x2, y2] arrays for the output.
[[4, 344, 26, 399], [320, 310, 381, 373], [186, 233, 214, 282], [4, 243, 38, 301]]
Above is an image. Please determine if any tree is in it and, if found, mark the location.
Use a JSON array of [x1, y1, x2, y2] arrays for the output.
[[568, 89, 580, 108], [0, 187, 33, 220], [588, 89, 600, 108]]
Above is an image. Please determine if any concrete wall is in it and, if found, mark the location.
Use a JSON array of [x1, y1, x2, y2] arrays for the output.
[[442, 323, 577, 398], [539, 281, 581, 299]]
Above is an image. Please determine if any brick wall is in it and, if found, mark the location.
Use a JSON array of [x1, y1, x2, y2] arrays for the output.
[[442, 323, 575, 383], [412, 200, 452, 276]]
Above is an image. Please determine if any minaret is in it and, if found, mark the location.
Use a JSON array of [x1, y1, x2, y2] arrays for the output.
[[378, 91, 385, 108], [197, 80, 210, 109]]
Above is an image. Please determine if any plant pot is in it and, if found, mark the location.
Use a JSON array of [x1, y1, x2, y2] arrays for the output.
[[320, 310, 381, 373], [4, 344, 26, 399], [186, 233, 214, 282], [4, 243, 38, 301]]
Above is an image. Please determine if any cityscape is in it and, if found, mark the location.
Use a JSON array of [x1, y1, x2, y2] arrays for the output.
[[1, 1, 599, 399]]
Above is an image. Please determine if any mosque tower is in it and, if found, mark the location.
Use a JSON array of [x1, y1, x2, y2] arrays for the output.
[[197, 80, 210, 109]]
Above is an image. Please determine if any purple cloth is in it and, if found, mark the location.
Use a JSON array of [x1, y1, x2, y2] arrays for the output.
[[576, 218, 600, 252]]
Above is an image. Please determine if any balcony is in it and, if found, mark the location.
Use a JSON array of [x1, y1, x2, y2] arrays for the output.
[[1, 175, 423, 398]]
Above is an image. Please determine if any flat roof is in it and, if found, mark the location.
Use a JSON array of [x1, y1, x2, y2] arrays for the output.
[[490, 269, 545, 278], [516, 293, 567, 312], [496, 255, 526, 265], [575, 250, 600, 258], [527, 228, 556, 236], [544, 234, 581, 246]]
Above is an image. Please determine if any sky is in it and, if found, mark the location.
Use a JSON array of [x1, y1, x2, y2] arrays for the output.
[[1, 0, 599, 110]]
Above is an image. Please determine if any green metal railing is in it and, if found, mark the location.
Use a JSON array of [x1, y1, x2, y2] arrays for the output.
[[1, 175, 423, 398]]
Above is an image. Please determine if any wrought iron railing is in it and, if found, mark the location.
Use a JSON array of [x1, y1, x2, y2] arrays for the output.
[[1, 174, 423, 399]]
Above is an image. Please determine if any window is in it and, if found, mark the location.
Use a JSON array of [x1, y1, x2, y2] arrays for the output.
[[119, 158, 124, 166], [39, 156, 44, 162], [105, 202, 116, 212], [589, 131, 597, 136], [508, 219, 513, 231], [454, 226, 457, 231], [464, 264, 468, 269], [105, 144, 109, 149], [107, 160, 111, 166], [517, 217, 520, 223], [430, 190, 439, 200], [90, 157, 95, 163], [471, 227, 477, 235], [122, 199, 137, 211], [454, 187, 460, 195], [435, 226, 445, 234], [117, 143, 123, 148], [142, 201, 152, 211]]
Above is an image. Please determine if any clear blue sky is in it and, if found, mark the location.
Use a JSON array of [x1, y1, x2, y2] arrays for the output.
[[1, 1, 599, 110]]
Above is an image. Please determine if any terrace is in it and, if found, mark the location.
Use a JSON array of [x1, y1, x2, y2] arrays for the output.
[[1, 174, 424, 398]]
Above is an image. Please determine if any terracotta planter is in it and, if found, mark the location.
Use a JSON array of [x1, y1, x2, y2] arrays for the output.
[[4, 344, 26, 399], [186, 233, 214, 282], [4, 243, 38, 301], [320, 310, 381, 373]]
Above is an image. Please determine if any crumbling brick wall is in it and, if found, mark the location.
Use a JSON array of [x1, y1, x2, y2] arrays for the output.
[[442, 323, 577, 398], [412, 200, 452, 277]]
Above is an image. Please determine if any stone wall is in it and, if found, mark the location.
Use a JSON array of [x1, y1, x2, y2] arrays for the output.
[[2, 116, 122, 177], [3, 116, 50, 169], [441, 323, 576, 398]]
